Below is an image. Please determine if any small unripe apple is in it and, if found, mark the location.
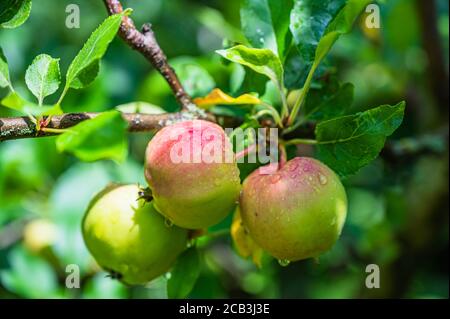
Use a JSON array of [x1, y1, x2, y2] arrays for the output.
[[145, 120, 241, 229], [23, 219, 57, 253], [239, 157, 347, 262], [82, 184, 188, 285]]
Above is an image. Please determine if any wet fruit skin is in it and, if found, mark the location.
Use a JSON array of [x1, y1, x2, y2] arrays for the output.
[[145, 120, 241, 229], [82, 184, 188, 285], [239, 157, 347, 262]]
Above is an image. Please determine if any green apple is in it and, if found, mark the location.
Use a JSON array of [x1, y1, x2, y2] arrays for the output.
[[240, 157, 347, 262], [82, 184, 188, 285]]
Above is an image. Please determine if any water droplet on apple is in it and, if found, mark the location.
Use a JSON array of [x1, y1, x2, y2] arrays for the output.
[[278, 259, 290, 267], [270, 174, 281, 184], [330, 217, 336, 226], [318, 173, 328, 185], [186, 238, 196, 248], [164, 218, 174, 227]]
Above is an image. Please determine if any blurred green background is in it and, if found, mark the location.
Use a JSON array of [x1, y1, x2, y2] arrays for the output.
[[0, 0, 448, 298]]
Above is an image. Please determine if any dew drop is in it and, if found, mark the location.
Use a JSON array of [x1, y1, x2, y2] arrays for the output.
[[165, 272, 172, 280], [187, 238, 196, 248], [330, 217, 336, 226], [270, 174, 281, 184], [278, 259, 291, 267], [165, 218, 174, 227], [318, 173, 328, 185]]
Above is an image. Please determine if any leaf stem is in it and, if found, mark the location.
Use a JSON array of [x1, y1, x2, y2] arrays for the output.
[[280, 86, 289, 121], [279, 143, 287, 168], [40, 127, 72, 134], [56, 86, 69, 107], [261, 102, 283, 128], [284, 138, 319, 146], [287, 62, 319, 126]]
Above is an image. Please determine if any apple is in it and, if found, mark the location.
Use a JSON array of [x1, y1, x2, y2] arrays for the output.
[[82, 184, 188, 285], [239, 157, 347, 262], [145, 120, 241, 229]]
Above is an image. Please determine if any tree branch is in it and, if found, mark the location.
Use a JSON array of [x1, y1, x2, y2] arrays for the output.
[[0, 112, 212, 142], [415, 0, 449, 117], [103, 0, 192, 110]]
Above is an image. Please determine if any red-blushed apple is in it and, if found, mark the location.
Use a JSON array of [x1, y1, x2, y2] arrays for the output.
[[82, 184, 188, 285], [239, 157, 347, 262], [145, 120, 241, 229]]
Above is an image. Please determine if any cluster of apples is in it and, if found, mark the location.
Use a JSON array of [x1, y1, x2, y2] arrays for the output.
[[82, 120, 347, 285]]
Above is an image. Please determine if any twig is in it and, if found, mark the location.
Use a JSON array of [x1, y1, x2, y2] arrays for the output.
[[0, 112, 213, 142], [103, 0, 192, 110], [415, 0, 449, 117]]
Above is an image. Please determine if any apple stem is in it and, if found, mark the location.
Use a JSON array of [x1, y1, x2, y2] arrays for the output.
[[279, 144, 287, 169], [235, 144, 257, 161]]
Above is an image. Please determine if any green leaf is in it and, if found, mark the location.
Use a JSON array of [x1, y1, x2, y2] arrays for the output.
[[315, 102, 406, 177], [268, 0, 294, 59], [25, 54, 61, 105], [289, 0, 369, 88], [1, 91, 62, 116], [217, 45, 284, 93], [240, 0, 276, 54], [287, 0, 370, 125], [0, 47, 11, 88], [83, 274, 128, 299], [167, 247, 201, 299], [304, 82, 354, 121], [65, 13, 122, 90], [175, 63, 215, 98], [231, 64, 268, 97], [241, 0, 293, 58], [116, 101, 166, 114], [0, 246, 60, 298], [68, 61, 100, 90], [0, 0, 31, 29], [290, 0, 345, 70], [56, 111, 128, 163]]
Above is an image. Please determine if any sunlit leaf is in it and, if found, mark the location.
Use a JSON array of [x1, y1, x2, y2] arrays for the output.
[[194, 88, 261, 109], [25, 54, 61, 105], [1, 91, 63, 116], [0, 47, 11, 88], [65, 13, 122, 90], [217, 45, 284, 94], [0, 0, 31, 29]]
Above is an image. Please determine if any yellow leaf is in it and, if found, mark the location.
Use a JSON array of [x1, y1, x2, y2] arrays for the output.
[[230, 207, 264, 268], [194, 88, 261, 109]]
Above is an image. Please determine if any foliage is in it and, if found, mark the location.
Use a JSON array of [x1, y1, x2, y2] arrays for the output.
[[0, 0, 448, 299]]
